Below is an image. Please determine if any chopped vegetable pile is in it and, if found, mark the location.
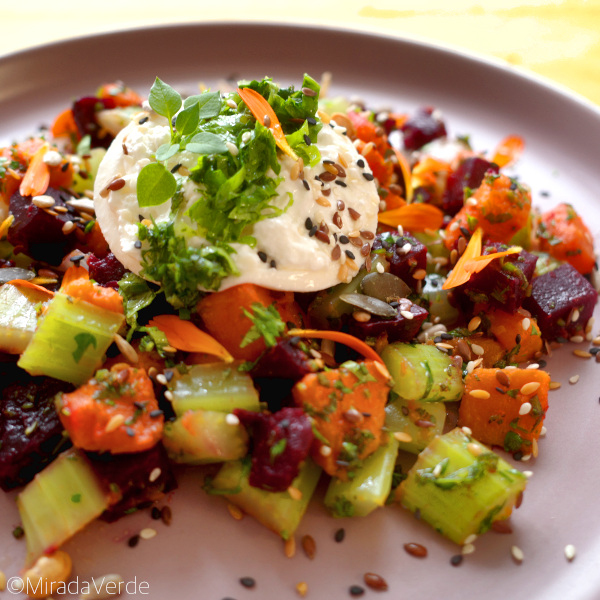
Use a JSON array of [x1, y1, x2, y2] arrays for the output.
[[0, 74, 597, 595]]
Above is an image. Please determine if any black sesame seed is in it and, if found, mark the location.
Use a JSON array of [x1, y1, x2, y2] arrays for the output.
[[170, 163, 182, 174], [339, 235, 349, 244], [556, 336, 568, 344], [307, 117, 316, 125], [134, 240, 142, 249], [538, 358, 548, 366], [290, 336, 301, 346], [127, 534, 140, 548], [513, 451, 524, 461], [349, 585, 365, 597], [345, 250, 355, 260], [258, 251, 267, 263], [309, 225, 318, 237], [269, 260, 277, 268], [134, 401, 147, 410], [333, 233, 338, 242], [164, 370, 174, 382], [305, 217, 314, 230], [460, 226, 471, 238], [303, 134, 312, 146], [434, 336, 443, 344], [540, 190, 550, 197], [151, 507, 162, 520], [335, 180, 347, 187], [590, 347, 600, 355], [495, 387, 506, 394], [515, 334, 522, 345], [302, 179, 310, 191], [357, 159, 365, 168], [69, 254, 85, 264], [450, 554, 463, 566], [126, 427, 135, 437], [334, 528, 346, 543], [239, 577, 256, 589], [362, 172, 374, 181], [138, 116, 149, 125], [440, 332, 453, 340], [61, 161, 70, 172], [149, 409, 163, 418]]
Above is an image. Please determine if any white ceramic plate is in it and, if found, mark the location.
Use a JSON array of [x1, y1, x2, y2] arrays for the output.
[[1, 22, 600, 600]]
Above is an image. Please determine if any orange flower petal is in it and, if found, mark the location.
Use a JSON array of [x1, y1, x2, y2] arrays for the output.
[[149, 314, 233, 362], [286, 328, 384, 364], [378, 203, 444, 232], [7, 279, 55, 298], [237, 87, 298, 160], [492, 135, 524, 168], [442, 227, 483, 290], [392, 148, 413, 203], [464, 246, 522, 275]]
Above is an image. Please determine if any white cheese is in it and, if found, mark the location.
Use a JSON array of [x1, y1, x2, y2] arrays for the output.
[[94, 112, 380, 292]]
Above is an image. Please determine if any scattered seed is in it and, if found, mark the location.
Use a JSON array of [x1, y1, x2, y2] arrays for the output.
[[349, 585, 365, 597], [320, 445, 332, 457], [338, 263, 349, 282], [467, 442, 483, 456], [461, 426, 472, 435], [413, 268, 427, 280], [284, 535, 296, 558], [520, 381, 541, 395], [519, 402, 532, 416], [400, 310, 414, 320], [105, 414, 126, 433], [511, 545, 524, 563], [160, 505, 172, 526], [225, 413, 240, 426], [462, 543, 476, 555], [569, 375, 580, 385], [564, 544, 576, 562], [334, 528, 345, 543], [107, 177, 126, 191], [296, 581, 309, 597], [149, 467, 161, 483], [32, 194, 56, 208], [404, 542, 427, 558], [62, 220, 76, 234], [540, 426, 547, 436], [592, 336, 600, 346], [301, 535, 316, 560], [240, 577, 256, 589], [468, 316, 481, 332], [393, 431, 413, 443], [495, 370, 510, 387], [450, 555, 463, 567], [521, 317, 531, 331], [573, 349, 592, 359], [526, 363, 540, 369], [470, 343, 485, 356], [127, 535, 140, 548], [139, 528, 157, 540], [470, 389, 490, 400], [363, 573, 388, 592], [549, 381, 562, 390]]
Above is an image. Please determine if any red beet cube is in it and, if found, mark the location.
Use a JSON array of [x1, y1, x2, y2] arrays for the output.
[[372, 232, 427, 290], [523, 263, 598, 341], [401, 107, 447, 151], [463, 243, 538, 312]]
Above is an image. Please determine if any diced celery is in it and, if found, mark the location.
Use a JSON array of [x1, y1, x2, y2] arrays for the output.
[[0, 283, 49, 353], [208, 459, 322, 539], [324, 437, 399, 518], [168, 363, 260, 417], [397, 428, 527, 545], [385, 395, 446, 454], [18, 292, 124, 385], [420, 274, 460, 325], [17, 449, 110, 566], [532, 251, 561, 276], [70, 148, 106, 194], [163, 410, 249, 464], [413, 231, 450, 267], [381, 342, 463, 402]]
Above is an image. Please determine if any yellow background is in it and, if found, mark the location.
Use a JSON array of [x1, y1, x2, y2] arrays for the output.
[[1, 0, 599, 106]]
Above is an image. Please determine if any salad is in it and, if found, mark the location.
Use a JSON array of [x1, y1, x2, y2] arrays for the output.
[[0, 73, 597, 598]]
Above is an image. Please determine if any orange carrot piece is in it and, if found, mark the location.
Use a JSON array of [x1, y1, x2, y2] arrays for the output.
[[442, 227, 483, 290], [487, 309, 543, 363], [458, 367, 549, 453], [237, 87, 298, 160], [56, 364, 164, 454], [492, 134, 525, 168], [286, 328, 384, 364], [60, 265, 89, 288], [7, 279, 55, 298], [61, 278, 124, 315], [378, 203, 444, 232], [292, 360, 390, 479], [537, 202, 596, 275], [19, 142, 50, 197], [148, 314, 233, 362], [50, 108, 79, 139], [97, 82, 143, 107]]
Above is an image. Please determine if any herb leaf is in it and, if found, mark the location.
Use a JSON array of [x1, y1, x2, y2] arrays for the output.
[[155, 143, 180, 162], [186, 132, 228, 155], [118, 273, 159, 335], [72, 332, 97, 363], [149, 77, 182, 123], [240, 303, 286, 349], [175, 102, 200, 136], [184, 91, 222, 119], [137, 163, 177, 207]]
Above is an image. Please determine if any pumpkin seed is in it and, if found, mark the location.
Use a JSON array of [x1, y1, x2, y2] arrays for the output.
[[360, 272, 410, 302], [339, 293, 397, 318]]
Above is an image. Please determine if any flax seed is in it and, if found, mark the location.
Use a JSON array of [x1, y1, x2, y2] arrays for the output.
[[301, 535, 316, 560], [468, 316, 481, 332], [404, 543, 427, 558]]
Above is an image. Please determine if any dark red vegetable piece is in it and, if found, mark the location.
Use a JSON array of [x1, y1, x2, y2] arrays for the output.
[[401, 106, 447, 151], [87, 252, 127, 287], [8, 187, 78, 265], [234, 407, 314, 492], [251, 339, 315, 380], [88, 443, 177, 522], [523, 263, 598, 341], [372, 232, 427, 290], [443, 158, 499, 216], [462, 243, 538, 312], [72, 96, 117, 149]]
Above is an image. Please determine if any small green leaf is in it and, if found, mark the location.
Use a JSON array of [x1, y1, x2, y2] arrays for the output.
[[137, 163, 177, 207], [149, 77, 182, 121], [155, 143, 180, 162], [270, 438, 287, 462], [184, 91, 221, 119], [76, 135, 91, 157], [175, 102, 200, 136], [186, 132, 228, 155], [72, 332, 97, 363], [71, 493, 82, 503]]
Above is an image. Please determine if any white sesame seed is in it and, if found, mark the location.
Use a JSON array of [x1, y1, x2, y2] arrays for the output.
[[570, 335, 584, 343], [226, 141, 239, 156], [540, 426, 547, 437], [564, 544, 576, 561], [226, 98, 238, 109], [105, 414, 126, 433], [319, 445, 332, 457], [462, 543, 476, 555], [461, 426, 472, 436], [400, 310, 414, 320], [435, 342, 454, 350], [67, 198, 95, 213], [569, 374, 580, 384], [164, 390, 174, 401], [526, 363, 540, 370], [376, 262, 385, 273], [467, 442, 483, 456], [42, 149, 62, 166], [519, 402, 532, 416], [62, 220, 75, 234], [432, 462, 443, 477], [464, 534, 478, 545], [571, 309, 580, 323], [470, 343, 485, 356], [511, 545, 524, 562], [401, 242, 412, 254], [156, 374, 168, 386], [149, 467, 162, 483], [449, 221, 459, 232], [241, 131, 252, 144], [139, 528, 157, 540], [32, 194, 56, 208], [523, 470, 534, 478], [521, 317, 531, 331], [225, 413, 240, 426], [520, 453, 532, 462], [397, 225, 404, 236], [504, 365, 517, 370]]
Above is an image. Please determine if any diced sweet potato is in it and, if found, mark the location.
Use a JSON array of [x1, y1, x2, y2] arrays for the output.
[[523, 263, 598, 341], [292, 360, 391, 480], [458, 368, 550, 454], [487, 309, 543, 364]]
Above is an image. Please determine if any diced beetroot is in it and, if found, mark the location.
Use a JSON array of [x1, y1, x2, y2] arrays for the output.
[[463, 243, 538, 312], [0, 371, 73, 491], [401, 106, 447, 151], [88, 443, 177, 522], [234, 407, 314, 492], [523, 263, 598, 341], [347, 300, 428, 342], [442, 158, 499, 216], [72, 96, 117, 149], [8, 187, 79, 265], [372, 232, 427, 289], [87, 252, 127, 287]]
